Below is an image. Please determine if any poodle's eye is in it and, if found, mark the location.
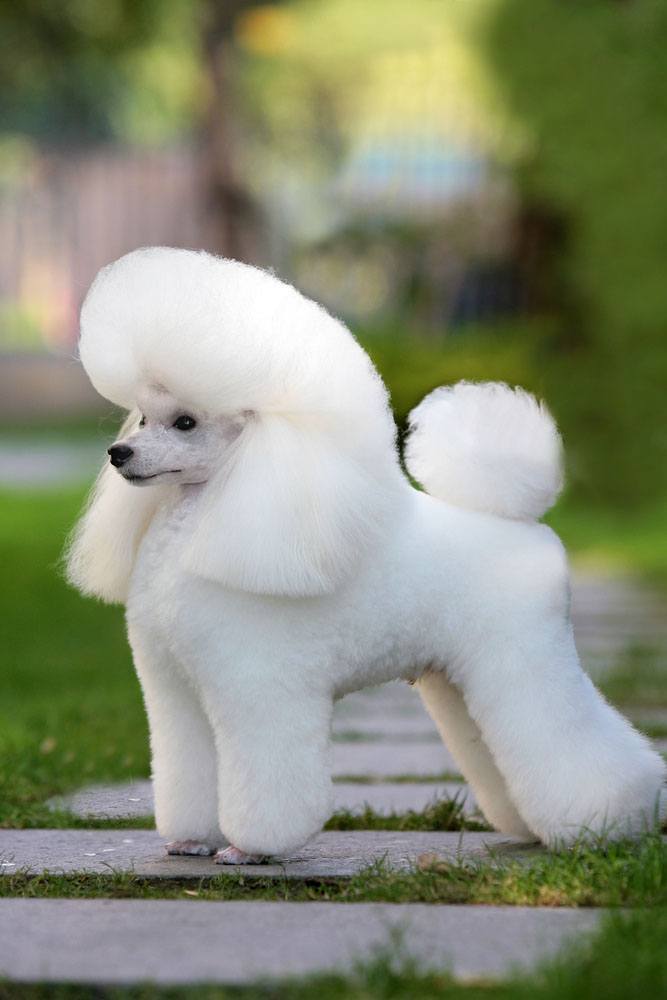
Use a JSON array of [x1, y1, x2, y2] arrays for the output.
[[138, 415, 146, 428], [173, 415, 197, 431]]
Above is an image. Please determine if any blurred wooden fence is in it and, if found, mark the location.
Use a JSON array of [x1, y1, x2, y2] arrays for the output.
[[0, 145, 225, 352]]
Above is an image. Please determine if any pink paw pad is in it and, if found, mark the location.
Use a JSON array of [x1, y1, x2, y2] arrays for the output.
[[166, 840, 216, 857], [214, 845, 266, 865]]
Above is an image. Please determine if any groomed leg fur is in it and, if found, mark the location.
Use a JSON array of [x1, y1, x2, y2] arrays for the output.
[[416, 671, 535, 840], [449, 538, 666, 846], [197, 669, 334, 859], [129, 626, 222, 850]]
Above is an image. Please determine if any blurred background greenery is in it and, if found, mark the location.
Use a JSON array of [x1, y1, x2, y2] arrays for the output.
[[1, 0, 667, 826], [2, 0, 667, 511]]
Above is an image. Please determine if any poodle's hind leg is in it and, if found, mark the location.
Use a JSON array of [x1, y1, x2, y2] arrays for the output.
[[129, 627, 222, 853], [416, 670, 535, 840], [452, 546, 666, 846], [199, 670, 334, 861]]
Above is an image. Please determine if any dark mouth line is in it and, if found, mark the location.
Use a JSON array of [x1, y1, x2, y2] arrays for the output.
[[124, 470, 182, 482]]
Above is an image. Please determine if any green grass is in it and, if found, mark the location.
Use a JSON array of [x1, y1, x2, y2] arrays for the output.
[[0, 488, 150, 828], [324, 797, 487, 832], [547, 498, 667, 586], [0, 410, 123, 443], [636, 722, 667, 740], [597, 644, 667, 709]]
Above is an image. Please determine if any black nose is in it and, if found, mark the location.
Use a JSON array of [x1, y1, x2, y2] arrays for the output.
[[108, 444, 134, 468]]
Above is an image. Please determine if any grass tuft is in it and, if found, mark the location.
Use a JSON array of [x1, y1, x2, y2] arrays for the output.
[[325, 795, 487, 832]]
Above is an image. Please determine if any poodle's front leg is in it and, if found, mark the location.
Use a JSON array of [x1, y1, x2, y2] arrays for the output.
[[453, 602, 665, 846], [199, 672, 334, 861], [129, 628, 222, 851]]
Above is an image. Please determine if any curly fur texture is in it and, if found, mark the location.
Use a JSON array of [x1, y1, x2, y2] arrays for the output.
[[66, 247, 665, 859]]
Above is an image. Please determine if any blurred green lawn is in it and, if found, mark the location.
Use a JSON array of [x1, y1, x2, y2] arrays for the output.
[[0, 488, 149, 827]]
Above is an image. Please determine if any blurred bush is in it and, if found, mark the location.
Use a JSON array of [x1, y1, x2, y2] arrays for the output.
[[2, 0, 667, 517], [482, 0, 667, 508], [358, 320, 544, 426]]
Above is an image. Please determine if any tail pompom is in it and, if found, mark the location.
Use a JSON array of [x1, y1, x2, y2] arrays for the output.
[[405, 381, 563, 521]]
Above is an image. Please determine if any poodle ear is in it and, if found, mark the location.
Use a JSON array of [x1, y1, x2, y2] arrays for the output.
[[183, 414, 396, 597], [64, 412, 166, 604]]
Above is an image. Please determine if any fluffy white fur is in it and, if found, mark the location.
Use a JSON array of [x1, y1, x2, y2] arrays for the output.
[[66, 246, 665, 860], [405, 381, 563, 520]]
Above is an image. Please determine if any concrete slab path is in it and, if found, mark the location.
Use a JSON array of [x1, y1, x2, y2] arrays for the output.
[[49, 779, 475, 822], [332, 740, 459, 777], [0, 829, 538, 879], [0, 898, 602, 985]]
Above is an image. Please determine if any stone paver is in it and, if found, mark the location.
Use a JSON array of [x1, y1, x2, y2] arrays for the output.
[[50, 779, 475, 822], [334, 683, 431, 726], [334, 781, 474, 813], [333, 741, 458, 777], [0, 898, 602, 984], [332, 716, 441, 741], [570, 569, 667, 676], [0, 830, 537, 879], [0, 442, 102, 488], [49, 780, 154, 821]]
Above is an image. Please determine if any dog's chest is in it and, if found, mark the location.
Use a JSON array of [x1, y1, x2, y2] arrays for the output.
[[127, 494, 197, 638]]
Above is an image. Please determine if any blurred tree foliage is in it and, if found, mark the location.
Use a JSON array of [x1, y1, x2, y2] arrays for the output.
[[0, 0, 201, 144], [236, 0, 516, 182], [482, 0, 667, 507], [2, 0, 666, 510], [0, 0, 269, 257]]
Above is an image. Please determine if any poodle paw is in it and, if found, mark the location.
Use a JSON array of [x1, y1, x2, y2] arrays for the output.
[[214, 845, 266, 865], [166, 840, 217, 857]]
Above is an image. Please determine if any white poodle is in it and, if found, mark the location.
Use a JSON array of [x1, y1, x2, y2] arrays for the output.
[[66, 246, 665, 863]]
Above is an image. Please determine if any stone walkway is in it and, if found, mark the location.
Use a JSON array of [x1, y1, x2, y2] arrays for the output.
[[0, 829, 538, 879], [571, 570, 667, 676], [0, 900, 601, 985], [49, 778, 476, 822]]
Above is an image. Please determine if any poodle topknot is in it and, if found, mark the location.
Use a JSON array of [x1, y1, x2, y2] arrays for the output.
[[66, 247, 665, 863], [74, 247, 403, 599]]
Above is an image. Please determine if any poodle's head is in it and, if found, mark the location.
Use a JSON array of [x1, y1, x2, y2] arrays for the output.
[[106, 383, 248, 489], [68, 247, 403, 603]]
